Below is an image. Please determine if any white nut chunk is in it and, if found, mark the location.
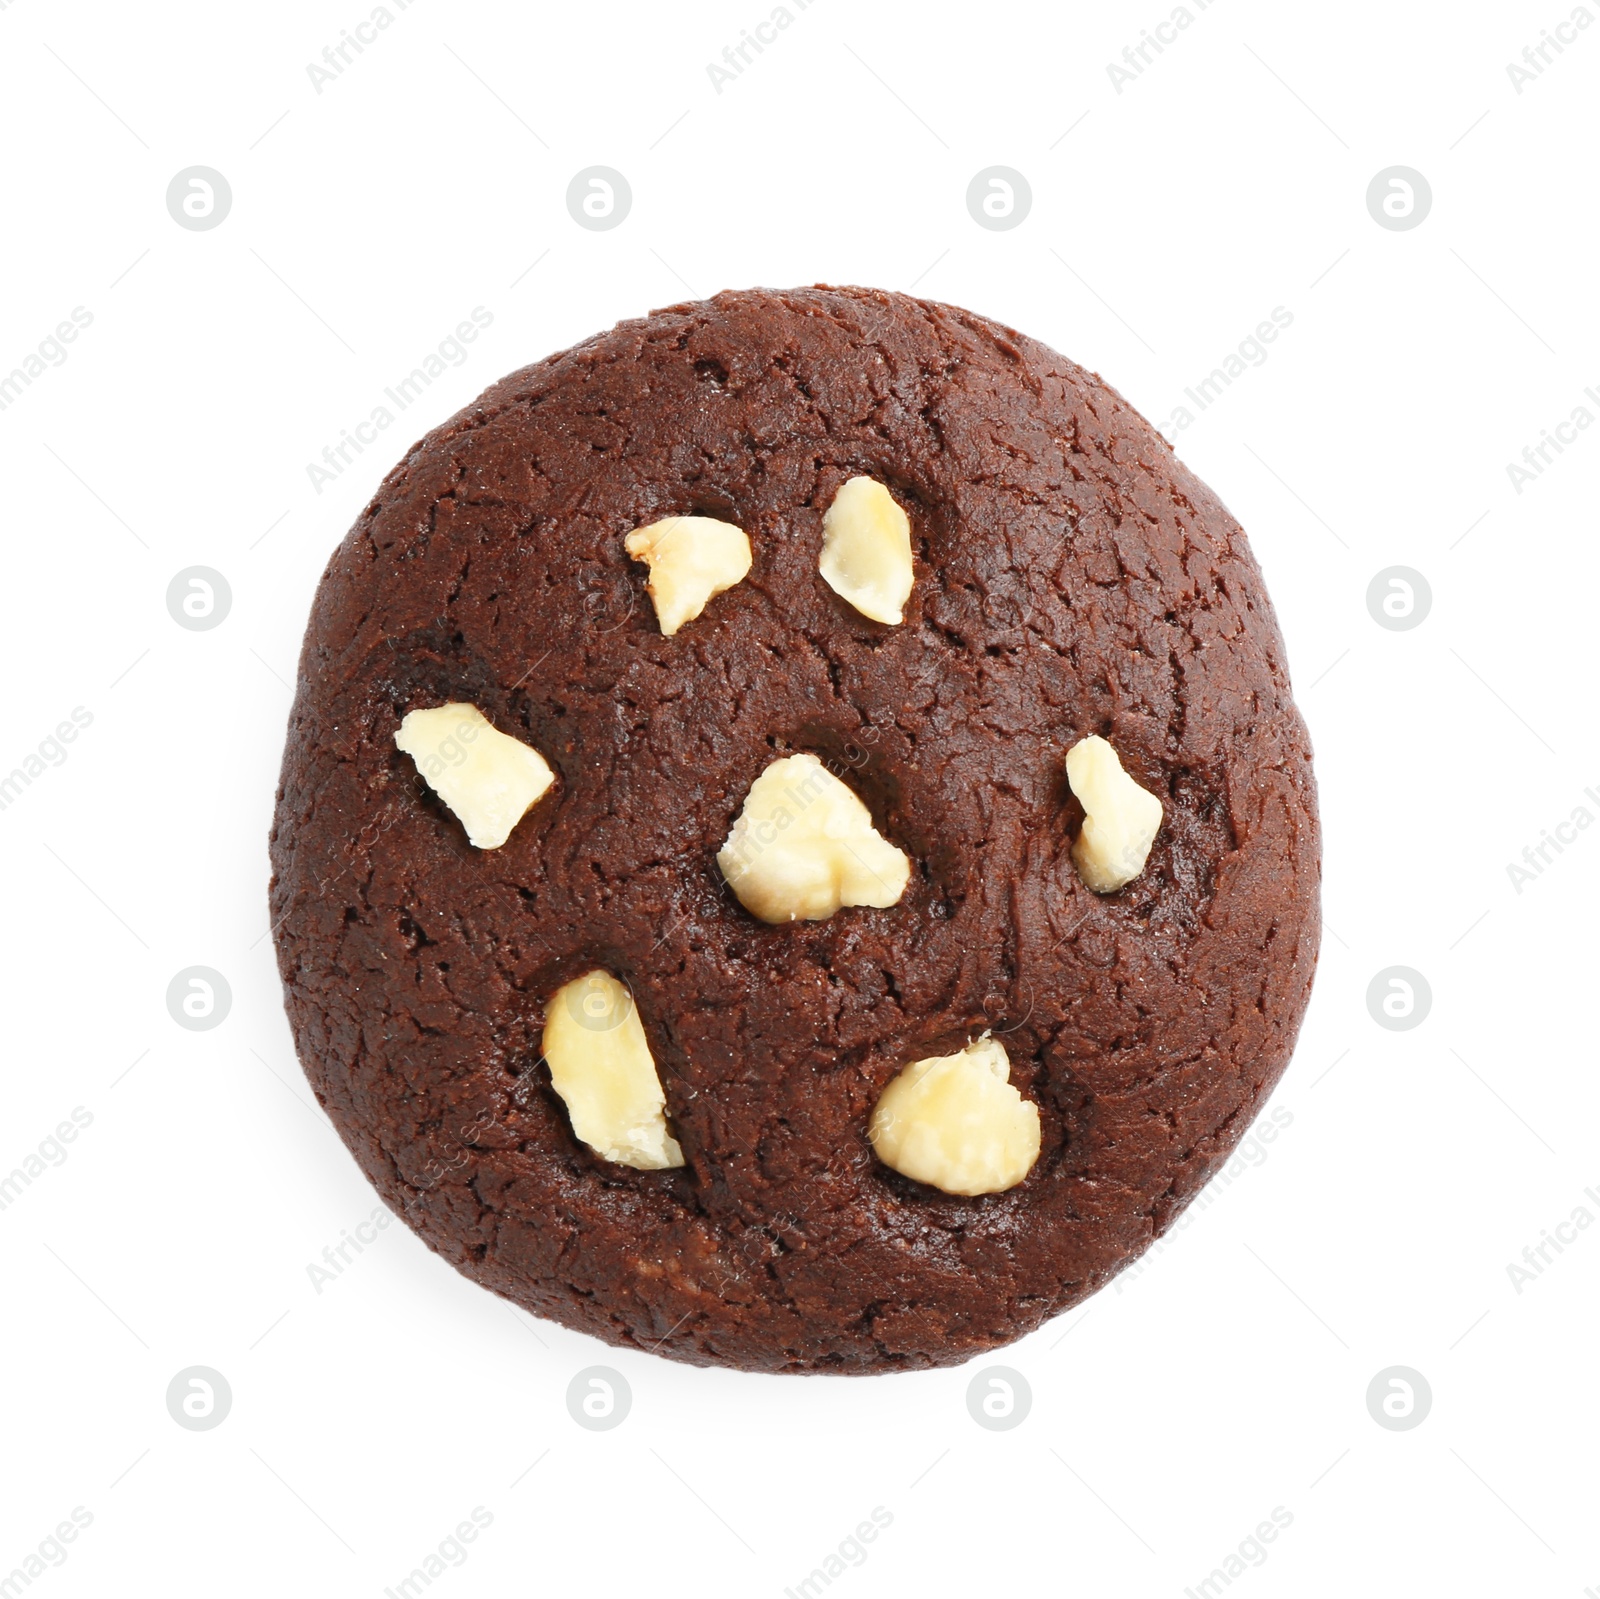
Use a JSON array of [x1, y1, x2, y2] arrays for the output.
[[624, 515, 752, 636], [717, 753, 910, 923], [869, 1035, 1040, 1196], [1065, 734, 1163, 893], [395, 703, 555, 849], [542, 970, 685, 1170], [818, 476, 914, 624]]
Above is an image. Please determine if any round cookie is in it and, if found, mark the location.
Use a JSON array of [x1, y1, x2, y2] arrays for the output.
[[269, 285, 1321, 1373]]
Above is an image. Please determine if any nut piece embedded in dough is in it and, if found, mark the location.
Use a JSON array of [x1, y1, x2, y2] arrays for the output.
[[717, 752, 911, 923], [542, 970, 685, 1170], [625, 515, 752, 636], [395, 703, 555, 849], [869, 1035, 1041, 1196], [818, 476, 914, 625], [1065, 734, 1164, 893]]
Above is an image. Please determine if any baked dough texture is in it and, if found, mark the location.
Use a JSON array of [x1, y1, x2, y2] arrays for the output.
[[269, 286, 1321, 1373]]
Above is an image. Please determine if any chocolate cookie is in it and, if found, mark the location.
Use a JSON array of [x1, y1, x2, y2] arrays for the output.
[[269, 286, 1320, 1373]]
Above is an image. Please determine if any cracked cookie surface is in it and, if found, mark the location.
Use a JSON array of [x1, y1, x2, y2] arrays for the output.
[[268, 285, 1321, 1373]]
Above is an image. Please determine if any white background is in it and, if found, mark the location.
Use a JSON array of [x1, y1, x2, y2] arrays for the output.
[[2, 0, 1597, 1594]]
